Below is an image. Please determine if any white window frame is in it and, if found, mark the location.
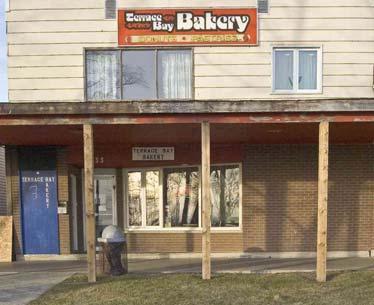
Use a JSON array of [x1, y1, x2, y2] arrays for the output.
[[124, 168, 163, 229], [272, 47, 322, 94], [123, 163, 242, 233]]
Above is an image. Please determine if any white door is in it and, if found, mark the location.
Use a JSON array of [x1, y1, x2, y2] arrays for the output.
[[94, 175, 117, 240]]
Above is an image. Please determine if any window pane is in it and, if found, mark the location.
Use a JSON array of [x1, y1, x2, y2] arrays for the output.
[[211, 165, 240, 227], [94, 177, 114, 239], [158, 50, 192, 99], [122, 50, 157, 100], [146, 171, 160, 226], [299, 50, 318, 90], [164, 167, 199, 227], [86, 51, 121, 100], [274, 50, 294, 90], [128, 172, 142, 226]]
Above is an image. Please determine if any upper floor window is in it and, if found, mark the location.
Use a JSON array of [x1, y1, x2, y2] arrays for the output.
[[272, 47, 322, 94], [85, 49, 192, 101]]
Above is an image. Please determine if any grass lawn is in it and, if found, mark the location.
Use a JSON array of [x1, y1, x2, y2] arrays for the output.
[[30, 271, 374, 305]]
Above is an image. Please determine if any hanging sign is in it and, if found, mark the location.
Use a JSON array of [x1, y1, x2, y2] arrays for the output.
[[132, 147, 175, 161], [118, 8, 257, 46]]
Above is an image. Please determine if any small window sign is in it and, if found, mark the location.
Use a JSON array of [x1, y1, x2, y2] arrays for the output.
[[132, 147, 175, 161], [58, 201, 68, 214]]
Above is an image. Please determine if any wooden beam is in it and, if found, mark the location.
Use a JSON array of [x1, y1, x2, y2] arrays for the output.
[[1, 99, 374, 116], [0, 113, 374, 126], [201, 121, 211, 280], [316, 121, 329, 282], [83, 124, 96, 283]]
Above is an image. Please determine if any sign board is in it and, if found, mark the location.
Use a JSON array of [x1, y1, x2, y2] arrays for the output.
[[132, 147, 175, 161], [0, 216, 13, 262], [118, 8, 257, 46]]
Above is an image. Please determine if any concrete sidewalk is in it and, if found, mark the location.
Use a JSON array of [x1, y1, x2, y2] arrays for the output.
[[1, 257, 374, 305]]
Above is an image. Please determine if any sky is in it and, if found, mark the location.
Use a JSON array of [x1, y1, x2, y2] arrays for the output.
[[0, 0, 7, 102]]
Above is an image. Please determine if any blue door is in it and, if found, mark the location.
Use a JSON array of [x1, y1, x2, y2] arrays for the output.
[[20, 149, 59, 254]]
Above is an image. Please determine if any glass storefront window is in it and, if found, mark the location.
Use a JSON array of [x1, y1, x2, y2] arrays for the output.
[[146, 171, 160, 226], [210, 165, 240, 227], [128, 171, 142, 226], [163, 167, 199, 227], [126, 164, 241, 229]]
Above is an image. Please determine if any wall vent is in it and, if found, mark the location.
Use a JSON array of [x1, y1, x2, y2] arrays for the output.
[[105, 0, 117, 19], [258, 0, 269, 13]]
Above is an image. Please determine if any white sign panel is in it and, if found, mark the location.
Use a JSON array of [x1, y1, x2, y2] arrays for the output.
[[132, 147, 175, 161]]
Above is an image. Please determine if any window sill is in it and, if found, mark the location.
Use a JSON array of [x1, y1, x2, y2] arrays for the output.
[[125, 228, 243, 234], [271, 90, 322, 95]]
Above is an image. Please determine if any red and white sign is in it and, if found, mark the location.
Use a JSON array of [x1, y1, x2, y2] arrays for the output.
[[118, 8, 258, 46]]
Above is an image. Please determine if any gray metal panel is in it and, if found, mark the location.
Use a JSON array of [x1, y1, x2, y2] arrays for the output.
[[258, 0, 269, 13], [105, 0, 117, 19]]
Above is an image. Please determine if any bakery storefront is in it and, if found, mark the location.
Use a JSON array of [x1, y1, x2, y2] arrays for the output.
[[2, 6, 374, 283]]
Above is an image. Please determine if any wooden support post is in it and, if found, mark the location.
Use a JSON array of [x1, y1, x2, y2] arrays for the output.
[[83, 124, 96, 283], [316, 121, 329, 282], [201, 121, 211, 280]]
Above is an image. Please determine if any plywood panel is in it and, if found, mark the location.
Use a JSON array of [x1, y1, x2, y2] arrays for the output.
[[7, 20, 117, 33], [8, 67, 84, 78], [323, 64, 373, 76], [0, 216, 13, 262], [195, 53, 269, 65], [118, 0, 257, 8], [195, 76, 271, 88], [7, 9, 105, 21], [259, 18, 374, 30], [195, 42, 374, 54], [9, 78, 84, 90], [8, 32, 117, 44], [11, 0, 103, 10], [9, 89, 83, 101], [195, 64, 271, 76], [260, 30, 374, 42], [8, 56, 83, 67], [324, 75, 372, 87], [261, 7, 374, 19], [8, 43, 116, 56], [195, 86, 374, 99], [324, 53, 374, 64], [270, 0, 372, 6]]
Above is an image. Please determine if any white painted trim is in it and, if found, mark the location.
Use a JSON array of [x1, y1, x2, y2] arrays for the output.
[[124, 168, 162, 229], [5, 0, 9, 12]]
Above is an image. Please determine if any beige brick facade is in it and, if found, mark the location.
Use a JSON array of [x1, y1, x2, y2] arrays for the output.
[[126, 144, 374, 254], [7, 144, 374, 256]]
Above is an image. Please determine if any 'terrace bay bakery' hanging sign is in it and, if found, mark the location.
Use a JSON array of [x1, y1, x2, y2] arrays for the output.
[[118, 8, 258, 46]]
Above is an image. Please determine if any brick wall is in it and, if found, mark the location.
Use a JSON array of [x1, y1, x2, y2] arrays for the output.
[[126, 144, 374, 254], [6, 144, 373, 256], [0, 147, 6, 215], [57, 149, 71, 254], [7, 148, 23, 255]]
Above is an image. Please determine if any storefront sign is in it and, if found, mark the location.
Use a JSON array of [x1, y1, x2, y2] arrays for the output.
[[132, 147, 175, 161], [118, 8, 257, 46]]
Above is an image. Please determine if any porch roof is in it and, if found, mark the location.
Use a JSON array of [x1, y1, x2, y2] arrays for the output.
[[0, 99, 373, 146], [1, 98, 374, 116]]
